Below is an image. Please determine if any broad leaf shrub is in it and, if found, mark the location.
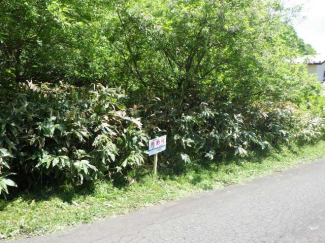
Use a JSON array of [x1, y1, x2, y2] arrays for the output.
[[0, 82, 147, 192], [0, 148, 16, 195], [1, 82, 325, 194], [1, 0, 325, 195], [139, 92, 325, 167]]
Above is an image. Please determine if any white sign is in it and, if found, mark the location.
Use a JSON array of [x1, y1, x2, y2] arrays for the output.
[[148, 135, 167, 156]]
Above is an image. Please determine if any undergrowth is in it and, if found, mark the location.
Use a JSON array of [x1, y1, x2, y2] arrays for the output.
[[1, 141, 325, 240]]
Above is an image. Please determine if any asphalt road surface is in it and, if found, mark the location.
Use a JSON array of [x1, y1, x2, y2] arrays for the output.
[[9, 158, 325, 243]]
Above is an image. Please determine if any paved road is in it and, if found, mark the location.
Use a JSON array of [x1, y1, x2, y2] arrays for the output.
[[9, 158, 325, 243]]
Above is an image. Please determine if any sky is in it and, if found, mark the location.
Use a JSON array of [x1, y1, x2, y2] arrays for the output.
[[286, 0, 325, 56]]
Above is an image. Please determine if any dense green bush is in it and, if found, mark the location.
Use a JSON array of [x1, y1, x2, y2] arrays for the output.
[[1, 83, 324, 195], [140, 93, 325, 166], [0, 82, 147, 194], [1, 0, 325, 195]]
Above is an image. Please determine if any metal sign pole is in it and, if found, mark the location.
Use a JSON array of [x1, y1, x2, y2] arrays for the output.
[[153, 154, 158, 175]]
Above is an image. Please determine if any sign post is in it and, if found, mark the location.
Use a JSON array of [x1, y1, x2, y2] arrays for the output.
[[153, 154, 158, 175], [148, 135, 167, 175]]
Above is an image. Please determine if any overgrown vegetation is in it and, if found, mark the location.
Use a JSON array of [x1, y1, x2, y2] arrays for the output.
[[0, 0, 324, 196], [1, 141, 325, 240], [0, 83, 147, 190]]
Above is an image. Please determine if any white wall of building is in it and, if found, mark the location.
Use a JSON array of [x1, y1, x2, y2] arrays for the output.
[[308, 63, 325, 82]]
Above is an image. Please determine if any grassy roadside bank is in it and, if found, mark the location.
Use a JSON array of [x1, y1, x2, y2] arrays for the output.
[[1, 141, 325, 241]]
